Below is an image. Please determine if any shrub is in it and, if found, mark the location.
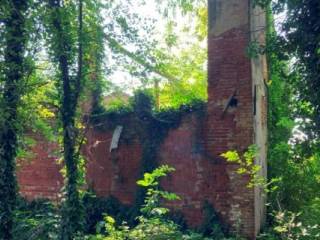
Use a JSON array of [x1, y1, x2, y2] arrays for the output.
[[82, 192, 131, 234], [86, 165, 230, 240], [13, 198, 60, 240]]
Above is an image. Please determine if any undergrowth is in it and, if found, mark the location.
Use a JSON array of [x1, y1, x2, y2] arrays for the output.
[[13, 166, 232, 240]]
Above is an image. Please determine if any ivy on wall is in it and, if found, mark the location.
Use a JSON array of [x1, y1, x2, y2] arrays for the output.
[[89, 90, 206, 221]]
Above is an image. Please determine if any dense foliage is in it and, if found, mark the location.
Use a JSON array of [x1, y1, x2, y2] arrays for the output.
[[250, 1, 320, 238], [84, 165, 230, 240], [265, 0, 320, 225], [280, 0, 320, 139]]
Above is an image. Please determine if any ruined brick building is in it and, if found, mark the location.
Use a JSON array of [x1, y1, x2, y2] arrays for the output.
[[17, 1, 267, 239]]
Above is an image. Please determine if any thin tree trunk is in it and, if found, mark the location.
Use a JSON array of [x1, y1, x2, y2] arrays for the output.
[[47, 0, 84, 238], [0, 0, 28, 238], [61, 0, 84, 238]]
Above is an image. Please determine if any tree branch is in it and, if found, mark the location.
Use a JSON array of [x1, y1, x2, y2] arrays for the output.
[[73, 0, 83, 110], [105, 35, 178, 82]]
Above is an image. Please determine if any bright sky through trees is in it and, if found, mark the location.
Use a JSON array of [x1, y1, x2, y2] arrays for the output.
[[101, 0, 207, 95]]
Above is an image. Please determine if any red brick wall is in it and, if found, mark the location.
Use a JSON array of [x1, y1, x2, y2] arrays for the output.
[[83, 112, 256, 234], [206, 25, 256, 237], [205, 0, 267, 237], [17, 111, 253, 236], [17, 134, 63, 201], [83, 122, 142, 205]]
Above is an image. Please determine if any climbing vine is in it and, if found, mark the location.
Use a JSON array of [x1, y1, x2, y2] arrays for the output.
[[0, 1, 29, 238], [90, 91, 205, 220]]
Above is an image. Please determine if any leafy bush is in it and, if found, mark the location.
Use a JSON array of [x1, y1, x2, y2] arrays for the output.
[[222, 147, 320, 240], [104, 97, 131, 113], [258, 211, 320, 240], [13, 198, 60, 240], [221, 145, 267, 189], [12, 166, 244, 240], [86, 165, 230, 240], [82, 192, 132, 234]]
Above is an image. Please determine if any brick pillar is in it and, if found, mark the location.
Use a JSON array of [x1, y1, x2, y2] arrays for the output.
[[206, 0, 267, 238]]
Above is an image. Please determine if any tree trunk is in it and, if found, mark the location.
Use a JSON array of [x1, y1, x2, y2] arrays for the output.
[[47, 0, 84, 238], [0, 0, 28, 238]]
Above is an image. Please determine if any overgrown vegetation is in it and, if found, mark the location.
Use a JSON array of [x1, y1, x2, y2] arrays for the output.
[[82, 166, 233, 240], [263, 1, 320, 238], [10, 166, 232, 240], [91, 90, 206, 222], [0, 0, 320, 239], [222, 147, 320, 240], [0, 1, 29, 238]]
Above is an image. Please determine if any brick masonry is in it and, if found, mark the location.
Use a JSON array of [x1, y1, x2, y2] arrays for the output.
[[205, 1, 267, 238], [17, 1, 267, 239], [17, 134, 63, 201]]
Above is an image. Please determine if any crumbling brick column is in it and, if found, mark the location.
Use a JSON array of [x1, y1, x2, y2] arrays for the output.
[[206, 0, 267, 238]]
